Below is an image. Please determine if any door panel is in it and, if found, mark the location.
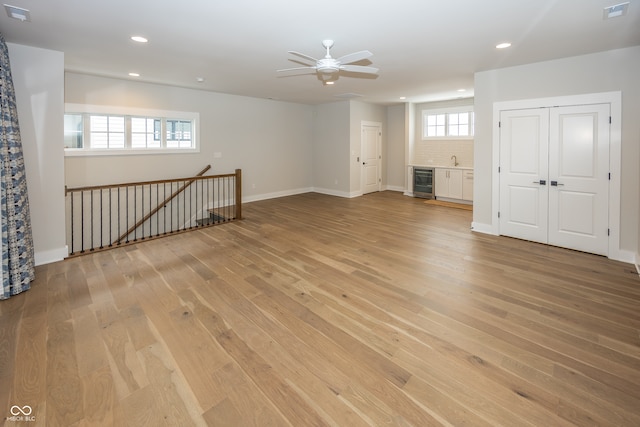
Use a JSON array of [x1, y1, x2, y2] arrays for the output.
[[448, 169, 463, 199], [499, 109, 549, 244], [548, 104, 609, 255], [435, 168, 447, 198], [362, 124, 381, 194], [557, 191, 595, 234], [462, 171, 474, 201], [507, 186, 541, 227]]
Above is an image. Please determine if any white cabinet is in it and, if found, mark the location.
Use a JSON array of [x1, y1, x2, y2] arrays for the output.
[[435, 168, 463, 199], [435, 168, 473, 201], [462, 170, 474, 201]]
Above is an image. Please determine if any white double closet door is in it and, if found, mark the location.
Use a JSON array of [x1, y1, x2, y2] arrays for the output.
[[499, 104, 610, 255]]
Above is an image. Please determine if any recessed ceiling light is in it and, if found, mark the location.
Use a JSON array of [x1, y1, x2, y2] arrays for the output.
[[457, 89, 466, 92], [196, 77, 205, 83], [325, 81, 335, 85], [496, 42, 512, 49], [4, 4, 30, 22], [131, 36, 148, 43], [603, 2, 629, 19], [399, 96, 406, 100], [128, 72, 140, 77]]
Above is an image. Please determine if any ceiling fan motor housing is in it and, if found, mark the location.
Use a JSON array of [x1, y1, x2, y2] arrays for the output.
[[316, 58, 340, 74]]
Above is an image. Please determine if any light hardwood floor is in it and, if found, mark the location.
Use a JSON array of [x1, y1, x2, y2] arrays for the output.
[[1, 191, 639, 426]]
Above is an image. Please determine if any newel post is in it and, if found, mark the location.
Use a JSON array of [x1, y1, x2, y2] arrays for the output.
[[235, 169, 242, 220]]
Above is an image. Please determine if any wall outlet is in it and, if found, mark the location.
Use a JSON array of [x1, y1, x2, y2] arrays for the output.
[[334, 179, 338, 185], [252, 183, 256, 189]]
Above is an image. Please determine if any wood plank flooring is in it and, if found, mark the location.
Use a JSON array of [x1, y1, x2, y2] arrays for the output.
[[1, 191, 639, 426]]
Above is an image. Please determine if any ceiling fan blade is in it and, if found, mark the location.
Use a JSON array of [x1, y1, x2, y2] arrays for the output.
[[288, 51, 318, 64], [340, 65, 379, 75], [336, 50, 373, 65], [277, 66, 317, 73]]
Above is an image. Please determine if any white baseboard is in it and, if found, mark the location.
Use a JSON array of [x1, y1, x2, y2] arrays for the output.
[[635, 253, 640, 276], [311, 187, 355, 198], [385, 185, 405, 192], [243, 187, 313, 203], [35, 245, 69, 266], [471, 222, 496, 235], [608, 248, 636, 265], [245, 187, 406, 202]]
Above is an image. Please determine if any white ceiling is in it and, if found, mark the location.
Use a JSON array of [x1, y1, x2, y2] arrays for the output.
[[2, 0, 639, 105]]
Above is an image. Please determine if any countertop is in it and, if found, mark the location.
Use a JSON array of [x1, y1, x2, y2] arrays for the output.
[[410, 164, 473, 170]]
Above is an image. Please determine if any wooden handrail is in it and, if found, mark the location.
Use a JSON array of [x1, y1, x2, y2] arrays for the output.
[[64, 165, 227, 194], [114, 165, 211, 244]]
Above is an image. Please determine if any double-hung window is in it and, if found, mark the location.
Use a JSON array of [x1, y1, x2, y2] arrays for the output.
[[64, 104, 199, 156], [422, 106, 474, 139]]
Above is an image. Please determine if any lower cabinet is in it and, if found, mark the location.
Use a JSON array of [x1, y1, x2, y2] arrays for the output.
[[435, 168, 463, 199], [462, 170, 474, 201], [435, 168, 473, 201]]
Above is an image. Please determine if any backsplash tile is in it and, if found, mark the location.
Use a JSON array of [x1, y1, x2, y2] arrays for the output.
[[412, 139, 474, 168]]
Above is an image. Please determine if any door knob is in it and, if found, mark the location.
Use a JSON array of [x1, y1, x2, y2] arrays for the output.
[[550, 181, 564, 186], [532, 180, 546, 185]]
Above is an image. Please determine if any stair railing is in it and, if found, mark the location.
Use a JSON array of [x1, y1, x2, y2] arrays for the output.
[[65, 168, 242, 256], [114, 164, 211, 244]]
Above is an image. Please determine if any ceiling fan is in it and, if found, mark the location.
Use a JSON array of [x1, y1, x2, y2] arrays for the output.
[[277, 40, 378, 83]]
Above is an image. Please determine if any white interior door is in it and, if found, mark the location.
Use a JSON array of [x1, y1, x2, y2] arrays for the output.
[[548, 104, 610, 255], [499, 109, 549, 244], [499, 104, 610, 255], [362, 122, 381, 194]]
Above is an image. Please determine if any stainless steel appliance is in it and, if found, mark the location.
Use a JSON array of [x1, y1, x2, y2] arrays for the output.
[[413, 167, 434, 199]]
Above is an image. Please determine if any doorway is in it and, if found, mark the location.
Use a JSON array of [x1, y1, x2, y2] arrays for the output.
[[487, 92, 627, 260], [361, 121, 382, 194], [499, 104, 610, 255]]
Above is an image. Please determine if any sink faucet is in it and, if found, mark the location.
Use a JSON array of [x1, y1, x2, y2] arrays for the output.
[[451, 155, 459, 166]]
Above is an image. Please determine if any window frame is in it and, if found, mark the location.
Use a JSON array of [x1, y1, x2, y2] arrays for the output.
[[421, 106, 474, 140], [64, 104, 200, 156]]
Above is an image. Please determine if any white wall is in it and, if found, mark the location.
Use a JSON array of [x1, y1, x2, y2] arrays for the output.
[[64, 73, 315, 201], [312, 101, 351, 196], [8, 43, 67, 265], [386, 104, 406, 191], [474, 46, 640, 258]]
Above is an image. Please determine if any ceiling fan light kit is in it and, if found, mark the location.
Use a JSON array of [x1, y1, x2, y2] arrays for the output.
[[277, 39, 378, 84]]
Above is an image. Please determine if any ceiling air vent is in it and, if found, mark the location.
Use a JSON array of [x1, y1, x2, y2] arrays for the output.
[[603, 2, 629, 19], [4, 4, 30, 22], [334, 93, 363, 99]]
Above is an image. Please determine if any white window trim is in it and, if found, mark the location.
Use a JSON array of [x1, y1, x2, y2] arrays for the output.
[[422, 105, 474, 140], [64, 104, 200, 156]]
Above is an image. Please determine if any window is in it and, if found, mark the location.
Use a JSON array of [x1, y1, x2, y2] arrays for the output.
[[64, 114, 83, 148], [166, 120, 192, 149], [64, 104, 199, 156], [422, 107, 474, 139], [90, 115, 125, 149], [131, 117, 161, 149], [425, 114, 446, 137]]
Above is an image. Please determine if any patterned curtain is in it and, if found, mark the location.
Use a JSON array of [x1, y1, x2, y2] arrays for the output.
[[0, 33, 35, 299]]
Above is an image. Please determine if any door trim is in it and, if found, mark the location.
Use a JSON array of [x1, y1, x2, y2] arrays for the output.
[[491, 91, 622, 261]]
